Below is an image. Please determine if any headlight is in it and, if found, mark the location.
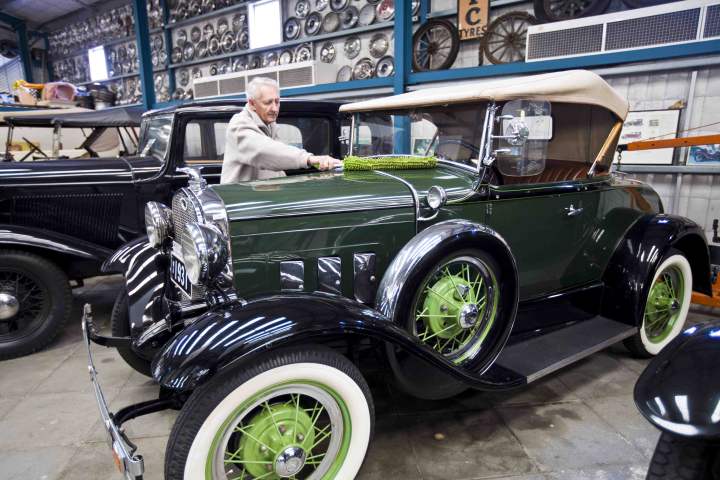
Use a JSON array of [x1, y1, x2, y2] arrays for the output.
[[181, 222, 228, 285], [145, 202, 173, 248], [427, 185, 447, 210]]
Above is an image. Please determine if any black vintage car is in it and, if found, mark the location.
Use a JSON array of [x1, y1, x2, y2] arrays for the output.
[[635, 320, 720, 479], [0, 100, 343, 359]]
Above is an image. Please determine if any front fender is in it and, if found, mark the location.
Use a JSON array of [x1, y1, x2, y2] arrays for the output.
[[103, 236, 164, 332], [152, 292, 518, 393], [602, 214, 711, 326], [634, 321, 720, 439], [0, 224, 110, 261]]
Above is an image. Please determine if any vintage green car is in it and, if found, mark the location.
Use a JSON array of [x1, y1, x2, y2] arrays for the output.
[[83, 70, 712, 480]]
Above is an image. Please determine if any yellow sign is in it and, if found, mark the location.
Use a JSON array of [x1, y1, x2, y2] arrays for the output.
[[457, 0, 489, 41]]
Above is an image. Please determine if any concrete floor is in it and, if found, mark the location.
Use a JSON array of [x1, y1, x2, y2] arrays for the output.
[[0, 275, 716, 480]]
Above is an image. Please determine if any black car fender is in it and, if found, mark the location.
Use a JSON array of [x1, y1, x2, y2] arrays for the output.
[[0, 224, 111, 277], [602, 213, 712, 326], [103, 236, 164, 332], [375, 219, 519, 371], [152, 292, 520, 393], [634, 322, 720, 439]]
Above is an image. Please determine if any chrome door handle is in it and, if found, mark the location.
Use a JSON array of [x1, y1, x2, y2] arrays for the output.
[[565, 204, 583, 217]]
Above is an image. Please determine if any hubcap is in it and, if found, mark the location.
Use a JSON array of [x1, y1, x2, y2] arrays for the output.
[[275, 446, 307, 477], [0, 293, 19, 320], [644, 265, 685, 344], [458, 303, 479, 329]]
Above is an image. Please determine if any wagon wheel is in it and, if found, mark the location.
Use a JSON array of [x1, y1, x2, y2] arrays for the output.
[[482, 12, 536, 65], [533, 0, 610, 22], [412, 18, 459, 72]]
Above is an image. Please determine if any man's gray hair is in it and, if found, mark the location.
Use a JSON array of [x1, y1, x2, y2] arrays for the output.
[[246, 77, 279, 100]]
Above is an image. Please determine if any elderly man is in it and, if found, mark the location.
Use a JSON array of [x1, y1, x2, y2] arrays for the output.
[[221, 77, 341, 183]]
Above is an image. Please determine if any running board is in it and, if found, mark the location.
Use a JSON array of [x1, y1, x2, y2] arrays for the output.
[[489, 317, 636, 385]]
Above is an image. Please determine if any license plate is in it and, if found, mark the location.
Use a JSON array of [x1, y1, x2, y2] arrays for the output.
[[170, 255, 192, 297]]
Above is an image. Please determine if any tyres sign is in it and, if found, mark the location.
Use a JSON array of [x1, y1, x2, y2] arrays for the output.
[[457, 0, 489, 41]]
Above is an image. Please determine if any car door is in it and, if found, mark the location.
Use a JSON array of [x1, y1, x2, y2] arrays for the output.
[[483, 182, 599, 301]]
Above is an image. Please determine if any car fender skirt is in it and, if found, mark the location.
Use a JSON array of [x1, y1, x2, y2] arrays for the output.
[[602, 214, 712, 326], [0, 224, 111, 262], [634, 322, 720, 439], [152, 292, 520, 393]]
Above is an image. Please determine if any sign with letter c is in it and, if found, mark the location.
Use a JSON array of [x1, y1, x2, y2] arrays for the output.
[[457, 0, 489, 41]]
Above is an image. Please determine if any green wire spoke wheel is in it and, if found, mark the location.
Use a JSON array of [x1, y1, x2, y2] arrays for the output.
[[210, 384, 347, 479], [411, 254, 499, 364], [165, 348, 373, 480], [643, 267, 684, 344], [626, 250, 692, 358]]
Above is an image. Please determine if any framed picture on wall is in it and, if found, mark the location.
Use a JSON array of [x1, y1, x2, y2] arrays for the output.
[[688, 143, 720, 165], [614, 109, 682, 165]]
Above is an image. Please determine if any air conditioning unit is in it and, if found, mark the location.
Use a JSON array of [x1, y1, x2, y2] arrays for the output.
[[192, 61, 337, 99], [526, 0, 720, 62]]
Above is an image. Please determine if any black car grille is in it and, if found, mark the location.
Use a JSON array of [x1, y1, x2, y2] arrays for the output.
[[12, 193, 123, 246], [171, 189, 206, 301]]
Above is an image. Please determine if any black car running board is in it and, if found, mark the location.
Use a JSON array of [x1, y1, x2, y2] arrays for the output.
[[490, 317, 636, 385]]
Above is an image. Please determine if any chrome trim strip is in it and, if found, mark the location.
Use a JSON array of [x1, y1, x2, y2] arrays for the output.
[[525, 328, 635, 384], [82, 306, 144, 480]]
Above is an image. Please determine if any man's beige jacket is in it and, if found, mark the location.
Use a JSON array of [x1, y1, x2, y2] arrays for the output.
[[220, 106, 311, 183]]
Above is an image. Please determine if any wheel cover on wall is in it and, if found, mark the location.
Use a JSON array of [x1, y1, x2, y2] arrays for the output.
[[482, 12, 536, 65], [207, 383, 351, 479], [537, 0, 610, 22], [643, 265, 685, 344], [411, 256, 499, 363]]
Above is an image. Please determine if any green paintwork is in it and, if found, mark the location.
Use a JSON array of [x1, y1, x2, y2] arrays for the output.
[[206, 381, 352, 480], [644, 264, 685, 344], [212, 163, 661, 316]]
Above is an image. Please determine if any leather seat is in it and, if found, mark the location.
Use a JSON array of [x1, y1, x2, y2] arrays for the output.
[[502, 160, 588, 185]]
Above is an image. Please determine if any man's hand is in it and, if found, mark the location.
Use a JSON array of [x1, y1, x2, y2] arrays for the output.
[[308, 155, 342, 171]]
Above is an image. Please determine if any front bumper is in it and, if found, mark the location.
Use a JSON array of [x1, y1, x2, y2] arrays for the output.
[[82, 304, 145, 480]]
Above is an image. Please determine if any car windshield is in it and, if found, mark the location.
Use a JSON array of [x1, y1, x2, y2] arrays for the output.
[[138, 114, 173, 160], [352, 103, 488, 167]]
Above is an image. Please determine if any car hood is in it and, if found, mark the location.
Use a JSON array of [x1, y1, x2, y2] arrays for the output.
[[213, 164, 477, 221], [0, 155, 162, 185]]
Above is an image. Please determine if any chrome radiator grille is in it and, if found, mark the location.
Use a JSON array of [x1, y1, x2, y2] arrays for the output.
[[171, 190, 202, 240], [170, 189, 206, 301]]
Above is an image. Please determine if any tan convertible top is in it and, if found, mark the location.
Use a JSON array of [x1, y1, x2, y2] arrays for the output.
[[340, 70, 629, 119]]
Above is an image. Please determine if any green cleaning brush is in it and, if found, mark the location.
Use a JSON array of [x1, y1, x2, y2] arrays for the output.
[[343, 155, 438, 171]]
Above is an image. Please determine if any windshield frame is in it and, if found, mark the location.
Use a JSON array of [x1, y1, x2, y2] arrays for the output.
[[138, 113, 174, 162], [349, 103, 491, 174]]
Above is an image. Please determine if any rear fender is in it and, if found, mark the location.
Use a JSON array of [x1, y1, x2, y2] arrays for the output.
[[634, 322, 720, 439], [602, 214, 711, 326], [152, 292, 517, 393]]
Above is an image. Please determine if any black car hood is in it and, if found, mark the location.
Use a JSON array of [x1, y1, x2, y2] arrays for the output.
[[0, 155, 162, 185]]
